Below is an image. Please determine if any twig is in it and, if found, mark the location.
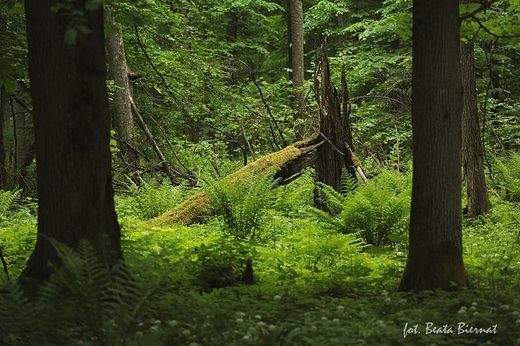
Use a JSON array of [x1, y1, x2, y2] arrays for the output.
[[234, 112, 256, 161], [244, 62, 287, 148]]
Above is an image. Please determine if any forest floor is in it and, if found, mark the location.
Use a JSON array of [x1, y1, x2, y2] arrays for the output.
[[1, 170, 520, 345]]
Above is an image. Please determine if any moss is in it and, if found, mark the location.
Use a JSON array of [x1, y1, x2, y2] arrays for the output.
[[147, 143, 306, 227], [227, 145, 302, 182], [149, 191, 210, 226]]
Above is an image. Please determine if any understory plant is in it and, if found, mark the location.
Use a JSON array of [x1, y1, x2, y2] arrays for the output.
[[205, 174, 277, 239], [493, 152, 520, 202], [0, 239, 150, 346], [116, 178, 186, 220], [314, 169, 411, 247]]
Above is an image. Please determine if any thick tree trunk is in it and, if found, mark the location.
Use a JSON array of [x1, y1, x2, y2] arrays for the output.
[[150, 136, 321, 226], [22, 1, 122, 282], [461, 38, 490, 217], [105, 8, 140, 175], [289, 0, 306, 140], [398, 0, 469, 291]]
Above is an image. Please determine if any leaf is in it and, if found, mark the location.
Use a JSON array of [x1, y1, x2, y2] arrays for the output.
[[64, 28, 78, 45], [77, 24, 93, 35], [85, 0, 103, 10]]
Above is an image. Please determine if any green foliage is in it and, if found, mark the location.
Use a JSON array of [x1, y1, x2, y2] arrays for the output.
[[463, 201, 520, 293], [314, 170, 411, 247], [116, 178, 186, 220], [0, 190, 36, 280], [205, 174, 277, 239], [0, 188, 20, 224], [492, 152, 520, 202], [191, 237, 254, 291], [0, 238, 150, 346]]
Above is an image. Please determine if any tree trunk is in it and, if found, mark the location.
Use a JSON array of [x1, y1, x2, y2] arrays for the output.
[[0, 88, 8, 189], [398, 0, 469, 291], [289, 0, 306, 140], [314, 40, 356, 209], [13, 97, 27, 181], [22, 0, 122, 282], [461, 36, 490, 217], [105, 8, 140, 175]]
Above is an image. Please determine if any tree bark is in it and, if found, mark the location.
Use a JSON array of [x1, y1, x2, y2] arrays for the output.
[[0, 88, 8, 189], [105, 8, 140, 175], [22, 0, 122, 282], [398, 0, 469, 291], [289, 0, 306, 140], [461, 36, 490, 217], [314, 40, 356, 209], [13, 97, 27, 180]]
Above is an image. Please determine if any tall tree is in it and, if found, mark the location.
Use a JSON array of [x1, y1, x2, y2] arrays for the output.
[[21, 0, 122, 281], [398, 0, 469, 291], [105, 8, 140, 176], [288, 0, 306, 140], [460, 31, 490, 217]]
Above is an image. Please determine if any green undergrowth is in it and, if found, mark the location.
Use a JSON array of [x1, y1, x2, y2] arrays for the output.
[[1, 167, 520, 345]]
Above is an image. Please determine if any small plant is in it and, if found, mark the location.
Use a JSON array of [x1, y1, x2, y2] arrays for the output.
[[191, 238, 255, 291], [0, 189, 21, 225], [314, 170, 411, 247], [117, 178, 186, 220], [0, 238, 152, 346], [205, 174, 277, 239], [493, 152, 520, 202]]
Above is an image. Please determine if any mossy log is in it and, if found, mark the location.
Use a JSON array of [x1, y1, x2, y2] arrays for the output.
[[148, 136, 322, 226]]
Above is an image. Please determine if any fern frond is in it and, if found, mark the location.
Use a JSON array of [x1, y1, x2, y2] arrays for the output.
[[205, 174, 276, 238], [339, 169, 358, 196], [315, 182, 346, 215], [0, 189, 20, 223], [494, 153, 520, 202], [0, 281, 39, 345]]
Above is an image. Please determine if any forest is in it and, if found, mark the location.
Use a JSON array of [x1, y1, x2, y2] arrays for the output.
[[1, 0, 520, 345]]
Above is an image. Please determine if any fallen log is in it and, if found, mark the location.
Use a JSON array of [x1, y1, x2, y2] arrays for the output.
[[148, 136, 322, 226]]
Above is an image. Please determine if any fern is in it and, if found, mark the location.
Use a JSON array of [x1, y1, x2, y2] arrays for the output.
[[493, 153, 520, 202], [0, 189, 20, 225], [119, 177, 186, 220], [205, 174, 277, 239], [314, 169, 411, 247], [0, 282, 40, 345], [0, 238, 153, 345]]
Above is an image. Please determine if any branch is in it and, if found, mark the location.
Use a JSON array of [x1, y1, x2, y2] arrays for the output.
[[460, 0, 500, 21]]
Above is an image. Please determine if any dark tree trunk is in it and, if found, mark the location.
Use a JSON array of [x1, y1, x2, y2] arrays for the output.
[[13, 97, 27, 181], [289, 0, 306, 140], [461, 37, 490, 217], [398, 0, 469, 291], [315, 40, 356, 208], [21, 0, 122, 282], [0, 88, 8, 189]]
